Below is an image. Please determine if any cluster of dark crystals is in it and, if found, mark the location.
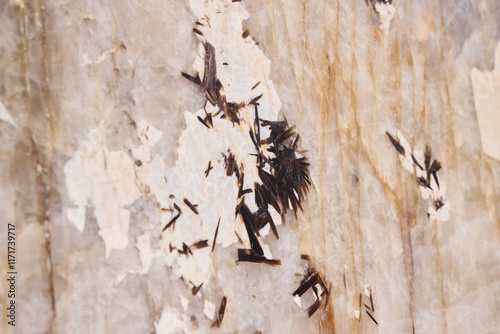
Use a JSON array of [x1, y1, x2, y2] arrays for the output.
[[181, 31, 311, 222], [162, 198, 207, 258], [414, 146, 442, 188], [222, 151, 237, 177], [182, 34, 311, 266], [386, 131, 444, 211], [182, 42, 244, 125], [168, 239, 209, 259], [293, 255, 331, 317], [418, 145, 443, 210], [162, 197, 202, 231], [179, 24, 323, 322], [259, 119, 311, 215], [235, 107, 311, 266]]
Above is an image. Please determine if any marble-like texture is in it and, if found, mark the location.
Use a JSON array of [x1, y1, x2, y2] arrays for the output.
[[471, 43, 500, 161], [1, 0, 500, 333]]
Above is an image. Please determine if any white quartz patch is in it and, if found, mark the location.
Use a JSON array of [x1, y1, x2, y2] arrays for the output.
[[63, 0, 286, 292], [180, 295, 189, 312], [0, 99, 18, 128], [374, 2, 396, 35], [64, 126, 143, 258], [67, 207, 86, 233], [62, 3, 300, 331], [203, 299, 216, 320], [64, 120, 165, 258], [155, 307, 186, 334], [135, 235, 154, 273], [137, 119, 163, 147], [471, 42, 500, 162], [293, 295, 302, 308], [131, 144, 151, 163], [128, 0, 285, 288]]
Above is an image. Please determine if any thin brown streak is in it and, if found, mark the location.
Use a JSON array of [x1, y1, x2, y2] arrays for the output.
[[436, 1, 454, 331], [34, 0, 57, 322], [396, 179, 416, 334], [433, 217, 448, 332], [485, 161, 500, 239]]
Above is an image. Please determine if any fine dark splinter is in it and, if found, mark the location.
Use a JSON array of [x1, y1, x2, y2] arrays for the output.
[[205, 161, 213, 177], [184, 198, 199, 215], [190, 281, 204, 295], [162, 213, 180, 232], [237, 248, 281, 266], [211, 217, 220, 253], [211, 296, 227, 328]]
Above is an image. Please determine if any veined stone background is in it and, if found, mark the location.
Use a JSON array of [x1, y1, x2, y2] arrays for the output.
[[1, 0, 500, 333]]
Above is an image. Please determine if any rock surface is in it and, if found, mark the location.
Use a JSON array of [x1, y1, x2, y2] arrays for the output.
[[1, 0, 500, 333]]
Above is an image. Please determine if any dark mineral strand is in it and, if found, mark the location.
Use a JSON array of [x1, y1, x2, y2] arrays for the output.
[[366, 310, 378, 325], [257, 119, 310, 216], [211, 296, 227, 329], [211, 217, 221, 253], [293, 269, 329, 317], [184, 198, 199, 215], [236, 201, 264, 256], [162, 213, 180, 232], [237, 248, 281, 266], [181, 41, 245, 125], [191, 239, 209, 249], [223, 151, 237, 177], [190, 281, 204, 295], [178, 243, 193, 258], [385, 131, 405, 156], [205, 161, 213, 177]]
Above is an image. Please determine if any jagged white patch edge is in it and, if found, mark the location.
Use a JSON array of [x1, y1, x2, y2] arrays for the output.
[[375, 2, 395, 35], [140, 0, 285, 285], [62, 0, 292, 311], [393, 131, 450, 222], [0, 99, 18, 128], [64, 125, 143, 258]]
